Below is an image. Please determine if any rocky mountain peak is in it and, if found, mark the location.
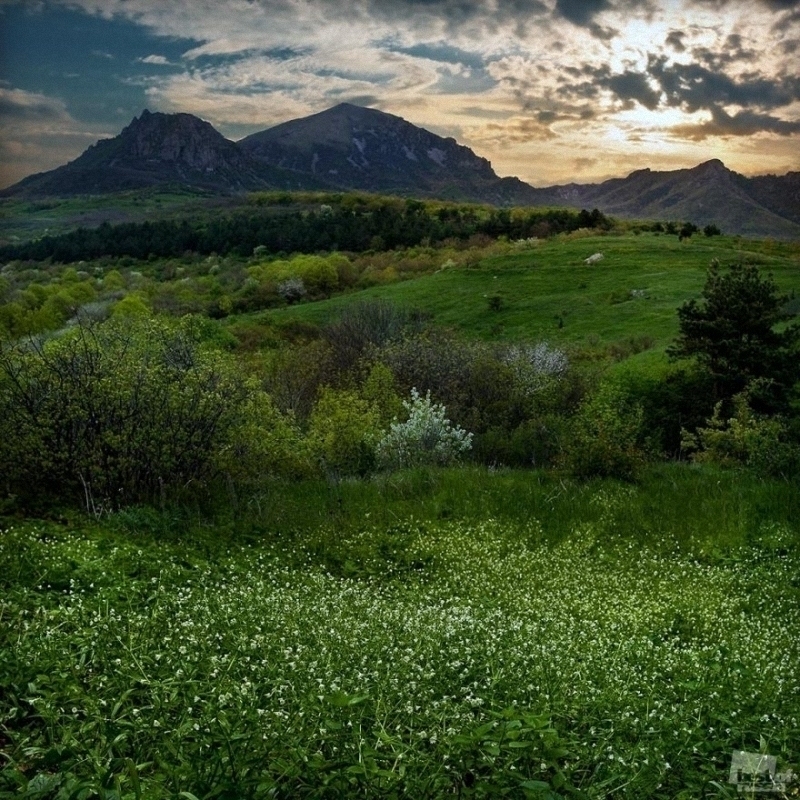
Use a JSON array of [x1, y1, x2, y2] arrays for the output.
[[112, 109, 244, 170], [238, 102, 499, 195]]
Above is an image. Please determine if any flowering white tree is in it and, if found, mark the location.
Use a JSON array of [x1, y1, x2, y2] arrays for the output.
[[277, 277, 306, 303], [501, 342, 568, 397], [376, 388, 472, 470]]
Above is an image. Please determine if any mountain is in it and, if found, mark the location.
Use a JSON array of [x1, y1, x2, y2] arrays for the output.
[[238, 102, 536, 204], [534, 159, 800, 239], [2, 110, 325, 197], [3, 105, 799, 238], [745, 171, 800, 227]]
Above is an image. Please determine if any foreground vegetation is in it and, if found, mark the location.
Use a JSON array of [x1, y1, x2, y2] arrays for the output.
[[1, 191, 799, 797], [2, 467, 799, 799]]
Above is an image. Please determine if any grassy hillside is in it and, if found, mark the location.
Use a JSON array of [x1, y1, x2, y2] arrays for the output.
[[0, 188, 229, 245], [2, 201, 800, 797], [243, 232, 800, 352]]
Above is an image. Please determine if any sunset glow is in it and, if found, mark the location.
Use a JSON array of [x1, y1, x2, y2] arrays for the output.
[[1, 0, 798, 189]]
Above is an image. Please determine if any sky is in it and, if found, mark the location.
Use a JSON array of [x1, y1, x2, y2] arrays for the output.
[[1, 0, 799, 190]]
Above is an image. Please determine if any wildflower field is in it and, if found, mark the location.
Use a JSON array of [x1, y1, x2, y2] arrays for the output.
[[2, 467, 799, 799]]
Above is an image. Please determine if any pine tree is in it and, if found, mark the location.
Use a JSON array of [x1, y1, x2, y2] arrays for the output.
[[668, 262, 798, 411]]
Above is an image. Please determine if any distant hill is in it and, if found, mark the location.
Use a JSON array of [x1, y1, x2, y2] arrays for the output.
[[3, 105, 799, 238], [534, 159, 800, 239]]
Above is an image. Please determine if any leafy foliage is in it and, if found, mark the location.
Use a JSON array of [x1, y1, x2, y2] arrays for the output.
[[308, 388, 382, 477], [682, 381, 800, 478], [563, 380, 648, 480], [0, 317, 249, 510], [376, 388, 473, 469]]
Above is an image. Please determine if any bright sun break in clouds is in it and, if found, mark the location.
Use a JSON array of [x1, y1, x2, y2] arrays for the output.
[[0, 0, 798, 189]]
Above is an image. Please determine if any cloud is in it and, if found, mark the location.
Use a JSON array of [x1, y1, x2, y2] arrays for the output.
[[555, 64, 661, 110], [665, 30, 686, 52], [692, 0, 800, 9], [691, 34, 759, 67], [387, 41, 486, 70], [475, 115, 559, 144], [554, 0, 611, 25], [671, 104, 800, 139], [0, 87, 108, 188], [605, 71, 661, 109], [0, 87, 72, 124], [647, 55, 800, 112], [140, 54, 171, 65]]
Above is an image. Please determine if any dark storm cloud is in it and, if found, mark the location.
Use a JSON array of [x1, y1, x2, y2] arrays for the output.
[[554, 0, 611, 25], [772, 6, 800, 28], [691, 34, 758, 67], [550, 0, 654, 28], [761, 0, 800, 8], [605, 71, 661, 109], [388, 42, 486, 70], [647, 55, 800, 112], [666, 30, 686, 52], [557, 64, 660, 109], [672, 104, 800, 139]]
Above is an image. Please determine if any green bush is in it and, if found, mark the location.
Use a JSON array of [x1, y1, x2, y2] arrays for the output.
[[683, 381, 800, 479], [215, 389, 314, 485], [563, 380, 648, 480], [0, 316, 250, 511], [308, 388, 382, 478]]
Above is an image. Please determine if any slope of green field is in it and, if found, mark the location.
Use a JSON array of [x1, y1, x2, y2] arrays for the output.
[[0, 188, 230, 245], [244, 233, 800, 352]]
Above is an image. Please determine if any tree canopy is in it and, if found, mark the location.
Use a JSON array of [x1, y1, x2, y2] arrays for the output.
[[668, 262, 799, 410]]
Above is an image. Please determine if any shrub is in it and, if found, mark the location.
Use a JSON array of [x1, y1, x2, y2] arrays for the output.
[[263, 339, 335, 421], [324, 299, 409, 374], [215, 389, 314, 485], [563, 381, 647, 480], [682, 381, 800, 478], [0, 316, 250, 511], [277, 277, 306, 303], [501, 342, 568, 397], [376, 388, 473, 470], [308, 388, 382, 478]]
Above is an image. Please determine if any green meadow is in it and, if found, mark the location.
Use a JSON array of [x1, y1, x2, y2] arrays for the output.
[[2, 466, 799, 799], [249, 232, 800, 350], [2, 202, 800, 798]]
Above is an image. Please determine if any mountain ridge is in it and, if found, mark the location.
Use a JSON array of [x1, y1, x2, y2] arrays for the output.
[[3, 104, 799, 238]]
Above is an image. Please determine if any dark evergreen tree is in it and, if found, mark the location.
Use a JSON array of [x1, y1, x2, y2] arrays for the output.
[[668, 262, 799, 411]]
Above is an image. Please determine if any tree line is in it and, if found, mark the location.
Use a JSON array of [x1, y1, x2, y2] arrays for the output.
[[0, 199, 612, 264]]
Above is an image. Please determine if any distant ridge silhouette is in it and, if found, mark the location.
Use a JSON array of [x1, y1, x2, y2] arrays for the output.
[[3, 105, 798, 238]]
